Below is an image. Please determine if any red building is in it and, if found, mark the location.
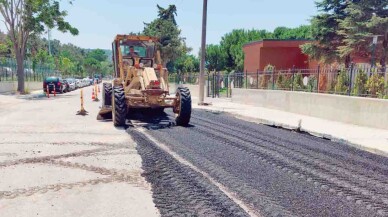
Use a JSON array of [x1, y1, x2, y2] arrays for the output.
[[243, 39, 317, 72]]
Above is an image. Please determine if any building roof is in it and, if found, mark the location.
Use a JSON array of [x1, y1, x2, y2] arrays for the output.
[[243, 39, 314, 48]]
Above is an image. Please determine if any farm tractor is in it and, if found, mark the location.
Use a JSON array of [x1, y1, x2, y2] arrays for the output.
[[97, 35, 192, 126]]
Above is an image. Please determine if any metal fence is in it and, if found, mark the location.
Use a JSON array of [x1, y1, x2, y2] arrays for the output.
[[169, 65, 388, 99], [0, 57, 58, 82]]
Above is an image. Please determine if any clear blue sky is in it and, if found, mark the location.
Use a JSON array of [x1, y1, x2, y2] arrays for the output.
[[52, 0, 318, 54]]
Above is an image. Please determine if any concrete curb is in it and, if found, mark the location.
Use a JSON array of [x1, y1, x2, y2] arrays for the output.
[[196, 106, 388, 158]]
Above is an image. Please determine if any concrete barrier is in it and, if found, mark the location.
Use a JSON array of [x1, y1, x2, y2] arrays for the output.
[[232, 88, 388, 130], [0, 81, 42, 93], [168, 83, 205, 98]]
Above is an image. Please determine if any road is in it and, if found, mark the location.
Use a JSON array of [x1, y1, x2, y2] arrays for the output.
[[0, 88, 159, 217], [129, 109, 388, 217]]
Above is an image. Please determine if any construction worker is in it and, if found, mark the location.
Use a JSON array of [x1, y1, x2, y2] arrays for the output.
[[128, 46, 139, 57]]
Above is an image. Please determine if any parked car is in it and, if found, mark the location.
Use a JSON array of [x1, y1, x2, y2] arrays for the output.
[[62, 79, 71, 92], [43, 76, 66, 93], [66, 78, 76, 91], [75, 79, 81, 89], [82, 78, 90, 87]]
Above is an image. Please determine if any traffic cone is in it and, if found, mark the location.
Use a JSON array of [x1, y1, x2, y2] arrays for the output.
[[92, 88, 95, 100], [76, 89, 88, 116]]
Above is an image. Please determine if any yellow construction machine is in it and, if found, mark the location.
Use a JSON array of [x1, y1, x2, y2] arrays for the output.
[[97, 35, 191, 126]]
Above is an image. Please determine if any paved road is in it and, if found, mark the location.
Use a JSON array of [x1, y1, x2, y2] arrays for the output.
[[129, 109, 388, 217], [0, 88, 159, 217]]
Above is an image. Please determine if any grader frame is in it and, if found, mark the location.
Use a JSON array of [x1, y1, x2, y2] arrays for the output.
[[97, 35, 191, 127]]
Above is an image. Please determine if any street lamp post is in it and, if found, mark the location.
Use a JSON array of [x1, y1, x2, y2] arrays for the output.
[[198, 0, 208, 105]]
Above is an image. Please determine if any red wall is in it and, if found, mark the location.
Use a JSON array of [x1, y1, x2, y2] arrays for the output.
[[259, 47, 309, 70], [243, 43, 262, 73], [243, 40, 313, 72]]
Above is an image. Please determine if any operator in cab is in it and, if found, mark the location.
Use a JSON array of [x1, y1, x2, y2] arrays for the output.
[[128, 46, 139, 57]]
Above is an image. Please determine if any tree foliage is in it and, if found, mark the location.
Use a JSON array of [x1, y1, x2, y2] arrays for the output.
[[143, 4, 189, 66], [0, 0, 78, 93]]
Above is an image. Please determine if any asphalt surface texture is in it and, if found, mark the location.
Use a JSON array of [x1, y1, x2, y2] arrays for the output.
[[127, 109, 388, 217]]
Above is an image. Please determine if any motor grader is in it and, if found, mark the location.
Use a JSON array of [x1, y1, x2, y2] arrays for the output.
[[97, 35, 191, 127]]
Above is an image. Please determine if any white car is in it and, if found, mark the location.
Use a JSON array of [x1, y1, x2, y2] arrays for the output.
[[75, 79, 81, 88], [82, 78, 90, 87], [65, 78, 76, 91]]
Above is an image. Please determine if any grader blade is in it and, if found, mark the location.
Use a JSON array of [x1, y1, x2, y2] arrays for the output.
[[97, 106, 112, 120]]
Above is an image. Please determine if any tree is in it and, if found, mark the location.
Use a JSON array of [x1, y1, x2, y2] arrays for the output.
[[0, 0, 78, 93], [337, 0, 388, 69], [273, 25, 312, 40], [301, 0, 350, 66], [220, 29, 272, 71], [143, 4, 189, 66], [205, 44, 226, 72]]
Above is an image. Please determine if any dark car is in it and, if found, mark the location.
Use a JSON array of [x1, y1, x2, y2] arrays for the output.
[[43, 76, 66, 93]]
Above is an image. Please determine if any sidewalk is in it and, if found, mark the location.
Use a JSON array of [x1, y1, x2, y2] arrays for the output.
[[192, 96, 388, 157]]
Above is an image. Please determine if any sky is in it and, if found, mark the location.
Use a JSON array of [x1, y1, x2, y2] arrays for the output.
[[49, 0, 318, 54]]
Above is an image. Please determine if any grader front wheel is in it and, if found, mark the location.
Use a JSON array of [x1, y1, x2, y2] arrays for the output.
[[112, 86, 127, 127], [175, 87, 192, 126]]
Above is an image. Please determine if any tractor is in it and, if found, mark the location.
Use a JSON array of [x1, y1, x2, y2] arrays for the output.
[[97, 35, 191, 126]]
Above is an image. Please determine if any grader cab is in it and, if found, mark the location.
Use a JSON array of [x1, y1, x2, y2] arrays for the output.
[[97, 35, 191, 126]]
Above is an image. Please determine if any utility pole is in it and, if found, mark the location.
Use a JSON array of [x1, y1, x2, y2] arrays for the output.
[[198, 0, 208, 105], [48, 29, 52, 56]]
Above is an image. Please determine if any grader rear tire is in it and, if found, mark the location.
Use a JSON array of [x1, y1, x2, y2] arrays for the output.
[[102, 83, 112, 106], [112, 86, 126, 127], [175, 87, 191, 126]]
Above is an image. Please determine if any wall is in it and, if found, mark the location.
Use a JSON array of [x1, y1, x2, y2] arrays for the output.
[[243, 43, 262, 72], [168, 83, 205, 98], [0, 82, 42, 93], [260, 47, 309, 70], [232, 88, 388, 130]]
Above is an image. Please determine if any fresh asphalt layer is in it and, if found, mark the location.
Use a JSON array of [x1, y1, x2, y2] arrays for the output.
[[128, 109, 388, 217]]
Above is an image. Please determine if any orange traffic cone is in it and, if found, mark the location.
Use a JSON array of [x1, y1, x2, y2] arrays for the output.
[[92, 88, 95, 100]]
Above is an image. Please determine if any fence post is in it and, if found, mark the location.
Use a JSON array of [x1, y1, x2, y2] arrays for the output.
[[212, 73, 215, 98], [245, 70, 248, 89], [256, 69, 259, 89], [317, 65, 320, 93], [291, 65, 295, 91], [272, 68, 275, 90], [226, 76, 229, 98], [207, 73, 210, 97], [348, 63, 354, 96]]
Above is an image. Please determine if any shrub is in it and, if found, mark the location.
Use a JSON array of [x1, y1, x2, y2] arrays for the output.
[[276, 73, 285, 89], [352, 70, 368, 96], [307, 75, 317, 92], [334, 70, 349, 94], [366, 73, 385, 97], [292, 72, 304, 91]]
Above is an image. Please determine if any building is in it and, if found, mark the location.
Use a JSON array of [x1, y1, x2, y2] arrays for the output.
[[243, 39, 317, 72]]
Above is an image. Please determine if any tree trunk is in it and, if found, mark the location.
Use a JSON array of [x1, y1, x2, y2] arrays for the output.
[[16, 51, 25, 93], [344, 55, 351, 68]]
